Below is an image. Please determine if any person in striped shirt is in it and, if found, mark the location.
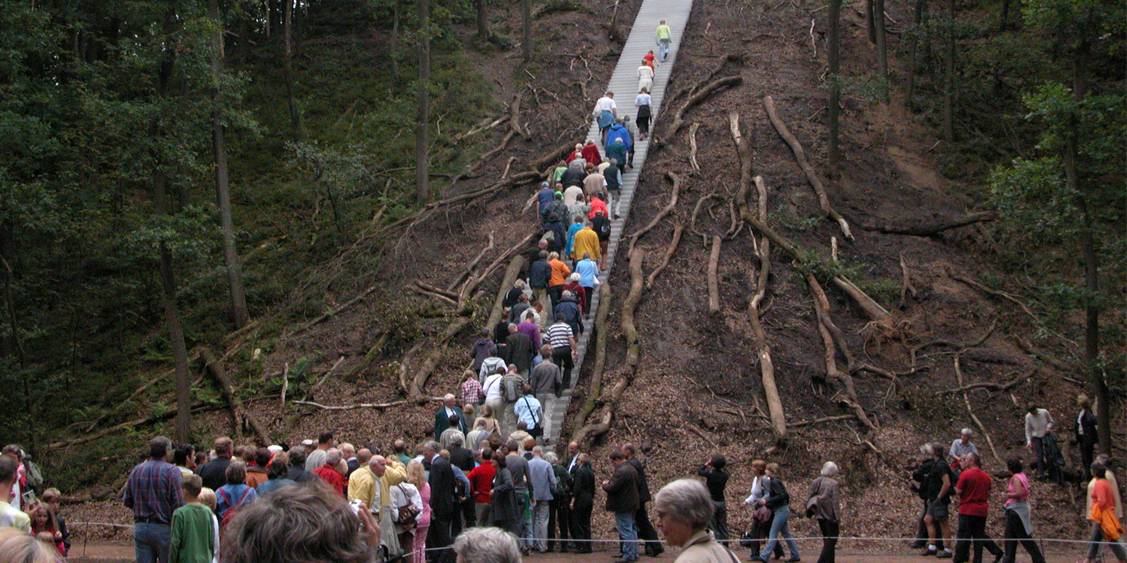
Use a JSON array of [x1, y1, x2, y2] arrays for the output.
[[545, 316, 578, 388]]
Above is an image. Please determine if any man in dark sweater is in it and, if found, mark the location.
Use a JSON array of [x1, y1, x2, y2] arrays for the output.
[[623, 443, 663, 557], [503, 324, 534, 375], [196, 436, 233, 491], [603, 450, 640, 563], [529, 250, 552, 315], [570, 453, 596, 554]]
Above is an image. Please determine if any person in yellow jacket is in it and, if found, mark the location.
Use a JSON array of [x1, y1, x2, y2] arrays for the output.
[[570, 223, 601, 263], [348, 456, 407, 555]]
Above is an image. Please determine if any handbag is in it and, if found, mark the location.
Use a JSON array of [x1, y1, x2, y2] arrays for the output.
[[394, 485, 419, 527], [752, 505, 772, 524]]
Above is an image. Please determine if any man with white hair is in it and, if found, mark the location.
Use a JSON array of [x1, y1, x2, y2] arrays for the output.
[[949, 428, 978, 469], [434, 394, 467, 440], [806, 461, 841, 563], [453, 526, 522, 563], [654, 479, 739, 562], [527, 446, 558, 553], [340, 443, 358, 476]]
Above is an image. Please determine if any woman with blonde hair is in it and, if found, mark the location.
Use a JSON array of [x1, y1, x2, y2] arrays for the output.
[[406, 460, 431, 562], [474, 403, 501, 436]]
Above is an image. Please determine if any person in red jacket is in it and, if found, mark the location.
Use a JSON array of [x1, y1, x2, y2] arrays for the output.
[[313, 449, 346, 497], [580, 141, 602, 168], [467, 448, 497, 526]]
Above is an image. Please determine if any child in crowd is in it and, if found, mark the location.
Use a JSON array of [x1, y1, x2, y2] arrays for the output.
[[40, 488, 69, 556], [171, 475, 219, 563]]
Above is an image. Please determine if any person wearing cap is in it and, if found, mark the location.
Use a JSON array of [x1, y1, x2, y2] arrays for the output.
[[433, 394, 468, 441], [593, 92, 618, 144], [563, 273, 587, 315]]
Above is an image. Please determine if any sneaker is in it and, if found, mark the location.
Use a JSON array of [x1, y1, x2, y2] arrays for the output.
[[936, 549, 952, 559], [921, 548, 937, 556]]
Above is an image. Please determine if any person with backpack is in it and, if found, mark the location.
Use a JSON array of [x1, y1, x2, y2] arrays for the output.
[[501, 364, 526, 432], [514, 385, 544, 440], [911, 444, 937, 549], [602, 160, 622, 218], [215, 462, 258, 528], [170, 475, 217, 563]]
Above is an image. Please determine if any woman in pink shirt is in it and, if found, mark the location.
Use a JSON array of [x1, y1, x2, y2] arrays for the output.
[[1002, 458, 1046, 563]]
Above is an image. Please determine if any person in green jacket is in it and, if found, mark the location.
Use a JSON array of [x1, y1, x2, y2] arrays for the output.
[[170, 475, 217, 563]]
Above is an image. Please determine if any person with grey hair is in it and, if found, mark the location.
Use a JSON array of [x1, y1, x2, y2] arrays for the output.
[[911, 443, 937, 549], [453, 526, 522, 563], [434, 394, 468, 441], [654, 478, 739, 562], [124, 436, 183, 563], [949, 428, 978, 470], [313, 448, 347, 496], [527, 446, 557, 552], [806, 461, 841, 563], [441, 416, 467, 452]]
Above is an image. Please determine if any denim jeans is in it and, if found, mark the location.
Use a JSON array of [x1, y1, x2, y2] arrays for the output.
[[614, 511, 639, 561], [516, 490, 533, 549], [133, 522, 171, 563], [531, 500, 551, 551], [657, 39, 671, 61], [759, 505, 800, 561]]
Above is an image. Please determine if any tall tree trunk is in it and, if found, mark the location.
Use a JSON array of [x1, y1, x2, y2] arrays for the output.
[[828, 0, 842, 177], [153, 11, 192, 444], [998, 0, 1009, 31], [283, 0, 302, 138], [865, 0, 876, 44], [390, 0, 400, 80], [1066, 21, 1109, 455], [475, 0, 488, 42], [522, 0, 532, 62], [874, 0, 888, 81], [263, 0, 270, 38], [415, 0, 430, 201], [210, 0, 250, 329], [942, 0, 955, 143], [907, 0, 926, 106]]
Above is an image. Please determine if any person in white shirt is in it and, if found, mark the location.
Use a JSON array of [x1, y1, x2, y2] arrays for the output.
[[593, 92, 618, 144], [637, 62, 654, 93], [743, 459, 784, 559], [482, 368, 506, 422], [1023, 406, 1053, 477], [635, 89, 653, 140]]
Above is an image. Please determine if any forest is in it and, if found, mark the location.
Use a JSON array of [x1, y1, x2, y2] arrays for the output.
[[1, 0, 1124, 539]]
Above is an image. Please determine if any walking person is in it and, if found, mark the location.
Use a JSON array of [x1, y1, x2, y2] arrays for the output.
[[743, 460, 784, 560], [489, 451, 521, 539], [1076, 394, 1099, 481], [751, 463, 800, 563], [527, 447, 557, 553], [546, 314, 577, 390], [655, 19, 673, 62], [593, 91, 618, 144], [1023, 405, 1053, 478], [1086, 454, 1123, 522], [922, 442, 954, 558], [635, 89, 653, 141], [623, 443, 663, 558], [1001, 458, 1047, 563], [637, 60, 654, 93], [654, 479, 741, 563], [1085, 462, 1127, 563], [952, 453, 1003, 563], [807, 462, 841, 563], [570, 453, 595, 554], [467, 448, 496, 526], [405, 460, 431, 563], [911, 444, 937, 549], [603, 450, 640, 563], [696, 454, 729, 541], [546, 452, 573, 553], [123, 436, 184, 563], [425, 441, 456, 563]]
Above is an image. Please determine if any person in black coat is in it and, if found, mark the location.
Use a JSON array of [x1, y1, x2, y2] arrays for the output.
[[490, 452, 521, 537], [623, 443, 663, 557], [1075, 394, 1099, 480], [426, 441, 456, 563], [196, 437, 233, 491], [570, 453, 595, 554], [433, 395, 467, 441], [449, 436, 476, 529], [603, 450, 640, 562]]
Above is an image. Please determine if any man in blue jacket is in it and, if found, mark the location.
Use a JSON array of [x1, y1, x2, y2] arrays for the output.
[[605, 119, 633, 167]]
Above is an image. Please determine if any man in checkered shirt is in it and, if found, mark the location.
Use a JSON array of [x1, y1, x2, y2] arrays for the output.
[[123, 436, 184, 563]]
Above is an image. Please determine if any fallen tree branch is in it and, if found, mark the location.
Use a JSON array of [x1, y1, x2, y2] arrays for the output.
[[291, 286, 378, 336], [49, 404, 226, 449], [686, 423, 719, 449], [788, 414, 855, 427], [412, 281, 460, 305], [574, 248, 644, 447], [670, 54, 744, 105], [953, 354, 1004, 466], [486, 256, 527, 330], [294, 399, 414, 411], [763, 95, 854, 240], [200, 348, 272, 445], [646, 223, 684, 289], [447, 231, 496, 292], [627, 172, 683, 255], [807, 273, 878, 433], [855, 211, 997, 237], [658, 76, 743, 147], [730, 112, 788, 441], [707, 235, 722, 315], [452, 114, 509, 142], [937, 371, 1034, 395]]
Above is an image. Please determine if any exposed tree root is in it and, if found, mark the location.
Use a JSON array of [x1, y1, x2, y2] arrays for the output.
[[689, 122, 702, 173], [308, 356, 346, 396], [937, 370, 1033, 395], [953, 354, 1004, 466], [670, 53, 744, 105], [689, 192, 723, 244], [447, 231, 495, 292], [572, 283, 612, 431], [486, 256, 527, 330], [646, 223, 683, 289], [200, 348, 272, 444], [729, 112, 788, 441], [707, 235, 722, 315], [855, 211, 997, 237], [573, 248, 644, 447], [763, 95, 854, 240], [788, 414, 855, 428], [627, 172, 683, 255], [806, 274, 877, 433], [343, 332, 389, 381], [657, 76, 743, 147], [899, 252, 918, 309]]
